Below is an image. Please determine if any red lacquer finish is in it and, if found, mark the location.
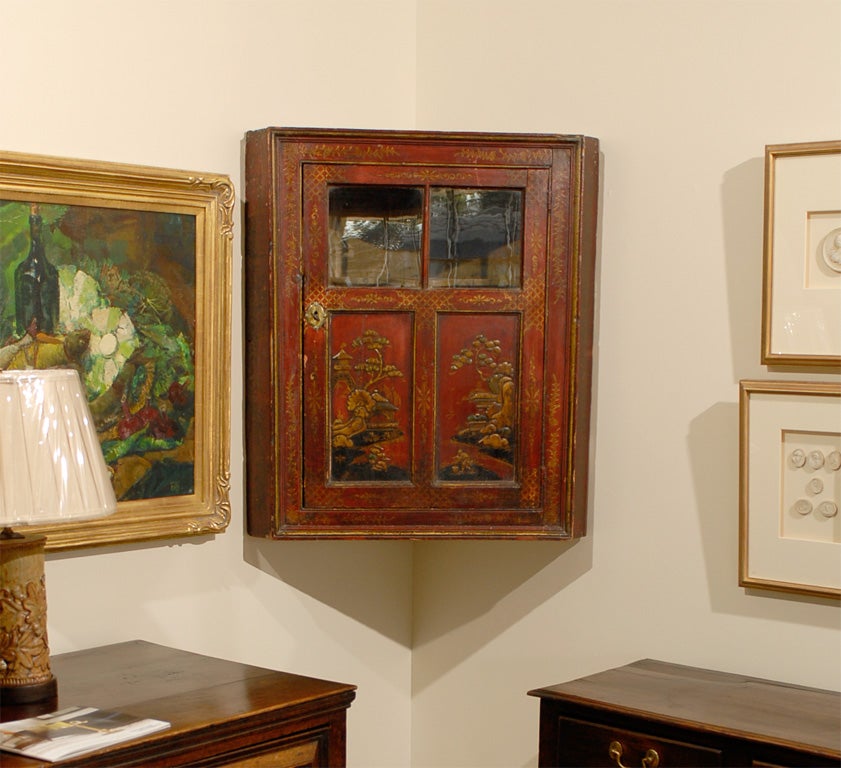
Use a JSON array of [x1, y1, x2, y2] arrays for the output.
[[244, 128, 599, 539]]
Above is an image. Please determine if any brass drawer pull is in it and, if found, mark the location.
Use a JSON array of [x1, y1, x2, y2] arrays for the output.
[[608, 740, 660, 768]]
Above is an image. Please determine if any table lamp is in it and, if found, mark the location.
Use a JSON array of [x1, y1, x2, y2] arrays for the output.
[[0, 368, 116, 708]]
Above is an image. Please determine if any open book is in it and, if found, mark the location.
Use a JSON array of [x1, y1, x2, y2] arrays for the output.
[[0, 705, 170, 762]]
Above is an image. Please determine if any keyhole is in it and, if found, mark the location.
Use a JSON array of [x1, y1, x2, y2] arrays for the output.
[[306, 301, 327, 330]]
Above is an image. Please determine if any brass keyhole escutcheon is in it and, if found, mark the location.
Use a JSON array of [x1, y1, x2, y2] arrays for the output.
[[305, 301, 327, 330]]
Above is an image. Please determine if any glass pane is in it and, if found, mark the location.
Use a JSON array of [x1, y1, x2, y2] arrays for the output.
[[429, 188, 522, 288], [329, 186, 423, 287]]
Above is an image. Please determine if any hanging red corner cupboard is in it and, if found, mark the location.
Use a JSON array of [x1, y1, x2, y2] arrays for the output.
[[244, 128, 599, 539]]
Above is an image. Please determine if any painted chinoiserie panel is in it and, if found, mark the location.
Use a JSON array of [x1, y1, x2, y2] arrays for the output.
[[244, 128, 599, 538]]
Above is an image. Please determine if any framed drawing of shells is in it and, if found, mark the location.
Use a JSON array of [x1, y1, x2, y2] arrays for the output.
[[740, 379, 841, 598]]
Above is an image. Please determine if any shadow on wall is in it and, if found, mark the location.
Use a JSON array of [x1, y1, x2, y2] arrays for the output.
[[241, 533, 594, 655], [409, 537, 593, 695], [708, 154, 838, 619], [721, 156, 764, 379], [689, 400, 746, 612], [242, 537, 415, 645], [689, 401, 839, 623], [721, 154, 834, 379]]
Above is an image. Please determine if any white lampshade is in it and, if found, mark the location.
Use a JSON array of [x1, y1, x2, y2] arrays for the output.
[[0, 368, 116, 527]]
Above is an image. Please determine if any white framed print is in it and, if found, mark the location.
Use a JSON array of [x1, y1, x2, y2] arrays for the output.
[[739, 380, 841, 599], [761, 141, 841, 366]]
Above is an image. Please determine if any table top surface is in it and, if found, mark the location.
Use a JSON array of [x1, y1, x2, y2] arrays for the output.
[[0, 640, 356, 766], [529, 658, 841, 757], [51, 640, 355, 711]]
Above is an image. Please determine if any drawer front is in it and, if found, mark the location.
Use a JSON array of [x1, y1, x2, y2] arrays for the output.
[[219, 738, 319, 768], [552, 716, 722, 767], [751, 751, 841, 767]]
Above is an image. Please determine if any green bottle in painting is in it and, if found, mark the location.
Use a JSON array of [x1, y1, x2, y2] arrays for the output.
[[15, 204, 59, 335]]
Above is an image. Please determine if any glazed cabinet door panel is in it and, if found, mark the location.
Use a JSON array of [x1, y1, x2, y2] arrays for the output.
[[244, 128, 599, 539]]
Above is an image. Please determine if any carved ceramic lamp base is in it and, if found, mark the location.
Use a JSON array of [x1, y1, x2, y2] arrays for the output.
[[0, 528, 58, 708]]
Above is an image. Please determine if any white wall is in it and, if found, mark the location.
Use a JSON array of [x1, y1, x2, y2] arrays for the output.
[[1, 2, 417, 767], [412, 1, 841, 766], [1, 2, 839, 767]]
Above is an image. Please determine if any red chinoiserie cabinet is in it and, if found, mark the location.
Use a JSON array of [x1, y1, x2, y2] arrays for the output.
[[244, 128, 599, 539]]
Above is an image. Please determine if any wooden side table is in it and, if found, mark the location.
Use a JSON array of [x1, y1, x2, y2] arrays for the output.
[[0, 640, 356, 767], [529, 659, 840, 767]]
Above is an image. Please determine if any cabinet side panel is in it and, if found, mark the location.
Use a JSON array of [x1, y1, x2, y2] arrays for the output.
[[568, 137, 600, 538], [244, 129, 277, 537]]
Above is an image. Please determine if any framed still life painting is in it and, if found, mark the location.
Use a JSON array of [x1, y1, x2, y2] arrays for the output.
[[0, 151, 233, 550]]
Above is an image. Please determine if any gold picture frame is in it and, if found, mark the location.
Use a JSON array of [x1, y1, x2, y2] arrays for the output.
[[0, 151, 233, 551], [739, 380, 841, 599], [761, 140, 841, 366]]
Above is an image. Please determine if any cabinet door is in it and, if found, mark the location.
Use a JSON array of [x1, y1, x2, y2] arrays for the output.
[[245, 129, 599, 538], [301, 162, 546, 514]]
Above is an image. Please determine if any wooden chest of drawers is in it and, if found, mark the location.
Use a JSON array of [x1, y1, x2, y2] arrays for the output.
[[529, 659, 840, 767], [0, 641, 356, 767]]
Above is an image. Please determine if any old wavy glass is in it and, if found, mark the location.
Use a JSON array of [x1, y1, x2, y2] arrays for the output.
[[328, 186, 423, 287], [429, 188, 522, 288]]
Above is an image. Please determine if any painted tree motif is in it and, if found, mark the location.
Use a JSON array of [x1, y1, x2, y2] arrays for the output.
[[448, 333, 515, 464], [330, 329, 407, 480]]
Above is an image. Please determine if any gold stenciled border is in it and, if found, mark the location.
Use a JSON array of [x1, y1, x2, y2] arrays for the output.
[[0, 150, 233, 551]]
